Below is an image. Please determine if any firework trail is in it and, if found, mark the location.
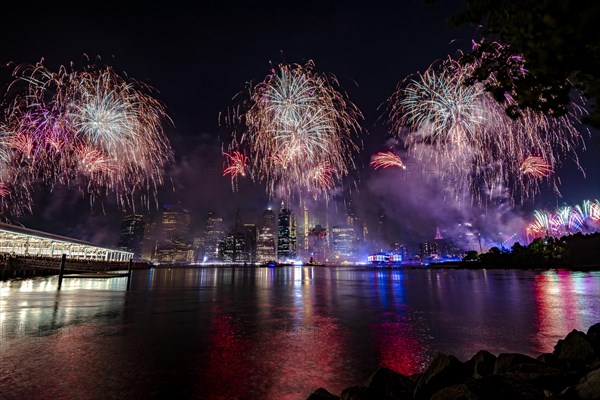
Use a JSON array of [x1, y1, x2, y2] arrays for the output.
[[370, 151, 406, 170], [224, 60, 363, 202], [526, 200, 600, 241], [0, 58, 173, 215], [386, 43, 586, 205]]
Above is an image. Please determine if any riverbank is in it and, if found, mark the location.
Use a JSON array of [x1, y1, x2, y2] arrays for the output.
[[307, 323, 600, 400]]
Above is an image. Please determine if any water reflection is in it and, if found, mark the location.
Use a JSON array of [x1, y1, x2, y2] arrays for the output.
[[0, 267, 598, 400], [533, 269, 600, 353], [1, 276, 126, 340]]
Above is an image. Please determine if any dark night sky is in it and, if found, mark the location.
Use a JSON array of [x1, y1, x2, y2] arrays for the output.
[[1, 0, 598, 248]]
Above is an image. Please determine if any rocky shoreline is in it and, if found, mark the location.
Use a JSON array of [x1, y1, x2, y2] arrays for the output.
[[306, 323, 600, 400]]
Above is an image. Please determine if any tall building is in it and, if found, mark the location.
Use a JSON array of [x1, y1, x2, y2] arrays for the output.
[[257, 208, 277, 262], [154, 204, 193, 264], [419, 241, 438, 261], [141, 217, 158, 261], [118, 214, 145, 260], [203, 211, 225, 262], [243, 224, 258, 263], [331, 225, 356, 261], [219, 225, 256, 263], [308, 224, 327, 262], [303, 206, 309, 253], [434, 226, 448, 258], [277, 202, 296, 261]]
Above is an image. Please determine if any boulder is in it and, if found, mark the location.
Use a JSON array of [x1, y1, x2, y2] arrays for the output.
[[468, 350, 497, 379], [494, 353, 541, 375], [510, 362, 580, 393], [431, 384, 469, 400], [537, 352, 556, 364], [574, 368, 600, 400], [414, 353, 466, 400], [553, 329, 595, 362], [466, 375, 546, 400], [340, 385, 387, 400], [587, 323, 600, 354], [364, 367, 414, 399], [306, 387, 340, 400]]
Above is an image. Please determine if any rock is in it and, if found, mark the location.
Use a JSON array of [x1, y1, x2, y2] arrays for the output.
[[537, 352, 556, 364], [469, 350, 497, 379], [431, 384, 469, 400], [466, 375, 546, 400], [494, 353, 541, 375], [340, 385, 387, 400], [364, 367, 414, 399], [413, 353, 466, 400], [574, 368, 600, 400], [510, 362, 580, 393], [306, 387, 340, 400], [553, 330, 595, 361], [587, 323, 600, 354]]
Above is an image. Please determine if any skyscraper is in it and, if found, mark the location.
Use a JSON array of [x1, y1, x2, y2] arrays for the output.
[[308, 224, 327, 262], [118, 214, 145, 260], [331, 225, 356, 261], [257, 208, 276, 262], [141, 216, 158, 261], [277, 202, 296, 261], [154, 203, 193, 264], [203, 211, 225, 262]]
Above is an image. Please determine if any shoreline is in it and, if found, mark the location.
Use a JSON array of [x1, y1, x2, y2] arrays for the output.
[[307, 323, 600, 400], [2, 262, 599, 281]]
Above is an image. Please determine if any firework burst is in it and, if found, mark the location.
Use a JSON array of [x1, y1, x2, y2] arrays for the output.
[[526, 200, 600, 241], [223, 150, 248, 192], [0, 58, 173, 215], [370, 151, 406, 170], [520, 156, 553, 178], [225, 60, 363, 202], [386, 47, 586, 205]]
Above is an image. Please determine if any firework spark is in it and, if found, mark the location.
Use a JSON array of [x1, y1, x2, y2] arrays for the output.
[[225, 60, 362, 201], [370, 151, 406, 170]]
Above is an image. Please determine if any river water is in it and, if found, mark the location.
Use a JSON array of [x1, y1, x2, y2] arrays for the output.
[[1, 266, 599, 399]]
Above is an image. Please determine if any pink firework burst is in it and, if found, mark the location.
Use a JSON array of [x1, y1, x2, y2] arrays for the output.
[[520, 156, 554, 178], [223, 151, 248, 178], [370, 151, 406, 170]]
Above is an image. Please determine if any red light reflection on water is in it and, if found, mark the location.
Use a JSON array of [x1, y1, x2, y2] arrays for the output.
[[533, 270, 597, 353], [369, 271, 429, 376], [195, 308, 352, 399], [371, 316, 429, 375]]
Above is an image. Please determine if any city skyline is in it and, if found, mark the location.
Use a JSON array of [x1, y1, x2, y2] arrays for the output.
[[1, 1, 598, 250]]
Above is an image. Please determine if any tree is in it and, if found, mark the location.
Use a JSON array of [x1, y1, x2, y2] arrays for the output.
[[462, 250, 479, 261], [447, 0, 600, 128]]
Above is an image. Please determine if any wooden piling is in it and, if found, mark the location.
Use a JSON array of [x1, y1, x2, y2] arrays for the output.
[[57, 254, 66, 290], [126, 258, 133, 290]]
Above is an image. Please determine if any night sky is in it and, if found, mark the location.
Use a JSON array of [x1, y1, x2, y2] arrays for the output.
[[2, 1, 599, 249]]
